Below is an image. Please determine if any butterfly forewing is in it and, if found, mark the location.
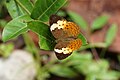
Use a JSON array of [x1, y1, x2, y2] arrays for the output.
[[50, 20, 80, 39]]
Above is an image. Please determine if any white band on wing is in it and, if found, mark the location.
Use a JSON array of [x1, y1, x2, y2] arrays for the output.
[[50, 20, 67, 31], [54, 47, 72, 54]]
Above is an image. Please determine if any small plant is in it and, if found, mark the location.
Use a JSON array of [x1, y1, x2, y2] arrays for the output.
[[1, 0, 120, 80], [67, 11, 117, 48], [2, 0, 87, 49], [1, 0, 87, 79]]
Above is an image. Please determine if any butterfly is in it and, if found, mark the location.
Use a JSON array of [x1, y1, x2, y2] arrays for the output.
[[49, 15, 82, 60]]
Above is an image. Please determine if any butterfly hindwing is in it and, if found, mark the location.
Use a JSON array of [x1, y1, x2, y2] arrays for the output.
[[54, 39, 82, 60]]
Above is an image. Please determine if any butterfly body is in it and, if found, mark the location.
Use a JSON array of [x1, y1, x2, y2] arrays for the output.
[[49, 15, 82, 60]]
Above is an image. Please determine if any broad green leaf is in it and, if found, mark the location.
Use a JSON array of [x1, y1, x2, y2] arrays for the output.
[[6, 0, 23, 18], [27, 21, 55, 50], [2, 15, 33, 42], [92, 15, 109, 30], [67, 11, 88, 30], [39, 35, 56, 50], [31, 0, 67, 22], [105, 24, 117, 46], [78, 33, 88, 46], [49, 65, 77, 78], [15, 0, 33, 15], [6, 0, 33, 18]]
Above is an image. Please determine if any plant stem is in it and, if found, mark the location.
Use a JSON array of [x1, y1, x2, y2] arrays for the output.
[[80, 43, 107, 51], [23, 33, 46, 80], [87, 23, 100, 60], [100, 48, 107, 58]]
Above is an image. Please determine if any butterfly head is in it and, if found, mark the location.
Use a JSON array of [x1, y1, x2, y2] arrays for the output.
[[49, 15, 63, 26]]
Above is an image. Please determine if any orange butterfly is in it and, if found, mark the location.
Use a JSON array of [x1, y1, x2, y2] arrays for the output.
[[49, 15, 82, 60]]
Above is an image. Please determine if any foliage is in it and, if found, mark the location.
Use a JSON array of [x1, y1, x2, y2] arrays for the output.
[[67, 11, 88, 30], [1, 0, 120, 80], [0, 43, 14, 58], [2, 15, 33, 42], [47, 52, 120, 80], [68, 10, 117, 48], [105, 24, 117, 46], [27, 21, 56, 50], [66, 8, 119, 80], [2, 0, 87, 50], [91, 15, 109, 31]]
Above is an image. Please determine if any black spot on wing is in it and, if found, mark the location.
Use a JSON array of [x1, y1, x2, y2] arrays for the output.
[[55, 52, 72, 60], [49, 15, 62, 26]]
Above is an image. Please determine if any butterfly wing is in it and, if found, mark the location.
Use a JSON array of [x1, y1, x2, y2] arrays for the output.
[[50, 17, 80, 39], [54, 39, 82, 60], [49, 15, 82, 60]]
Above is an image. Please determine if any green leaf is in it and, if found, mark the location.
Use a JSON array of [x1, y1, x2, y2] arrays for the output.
[[2, 15, 33, 42], [15, 0, 33, 15], [67, 11, 88, 30], [97, 71, 120, 80], [97, 60, 109, 73], [92, 15, 109, 30], [74, 60, 109, 75], [6, 0, 24, 18], [57, 10, 66, 17], [49, 65, 77, 78], [39, 35, 56, 50], [0, 43, 14, 57], [6, 0, 33, 18], [62, 52, 93, 66], [27, 21, 55, 50], [86, 71, 120, 80], [86, 75, 96, 80], [74, 61, 94, 75], [31, 0, 67, 22], [105, 24, 117, 46], [78, 33, 88, 46], [70, 52, 92, 61]]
